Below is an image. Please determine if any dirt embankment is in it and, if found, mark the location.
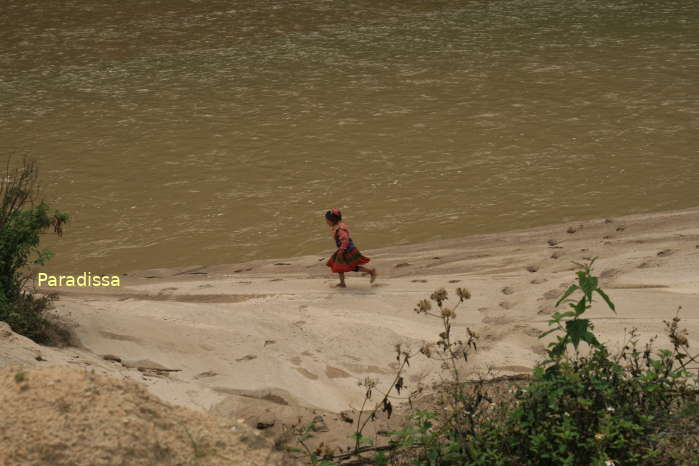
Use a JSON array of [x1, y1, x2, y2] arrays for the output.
[[0, 365, 291, 466]]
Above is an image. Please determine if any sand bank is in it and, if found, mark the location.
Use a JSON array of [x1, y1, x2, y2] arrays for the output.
[[2, 207, 699, 455]]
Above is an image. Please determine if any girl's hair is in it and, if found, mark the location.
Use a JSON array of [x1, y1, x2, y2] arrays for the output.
[[325, 209, 342, 224]]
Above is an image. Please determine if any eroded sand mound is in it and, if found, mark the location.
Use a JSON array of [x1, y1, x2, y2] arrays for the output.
[[0, 366, 287, 466]]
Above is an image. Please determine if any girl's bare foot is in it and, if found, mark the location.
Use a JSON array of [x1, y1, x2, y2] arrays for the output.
[[369, 268, 377, 284], [335, 282, 347, 288]]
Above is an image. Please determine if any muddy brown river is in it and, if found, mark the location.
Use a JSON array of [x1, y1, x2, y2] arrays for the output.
[[2, 0, 698, 273]]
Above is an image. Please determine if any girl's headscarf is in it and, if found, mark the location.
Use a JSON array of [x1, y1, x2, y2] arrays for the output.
[[325, 208, 342, 223]]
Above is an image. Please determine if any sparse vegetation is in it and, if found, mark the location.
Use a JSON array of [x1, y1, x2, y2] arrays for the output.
[[290, 260, 699, 465], [0, 157, 68, 342]]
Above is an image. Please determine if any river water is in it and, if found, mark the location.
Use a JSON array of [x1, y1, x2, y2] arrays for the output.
[[2, 0, 698, 273]]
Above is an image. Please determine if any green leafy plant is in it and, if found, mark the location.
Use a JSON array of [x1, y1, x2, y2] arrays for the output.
[[540, 258, 614, 361], [0, 157, 68, 342], [471, 261, 699, 465]]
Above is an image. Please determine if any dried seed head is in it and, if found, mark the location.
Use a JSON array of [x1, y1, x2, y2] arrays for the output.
[[456, 288, 471, 301], [359, 377, 377, 390], [430, 288, 448, 306], [415, 299, 432, 314]]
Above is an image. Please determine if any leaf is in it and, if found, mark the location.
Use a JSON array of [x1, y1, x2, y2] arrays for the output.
[[595, 288, 616, 312], [395, 376, 404, 395], [574, 298, 587, 315], [539, 328, 559, 339], [565, 319, 591, 349], [550, 342, 566, 358], [580, 331, 601, 348], [555, 284, 579, 307], [579, 274, 592, 294], [383, 399, 393, 419], [590, 276, 598, 290]]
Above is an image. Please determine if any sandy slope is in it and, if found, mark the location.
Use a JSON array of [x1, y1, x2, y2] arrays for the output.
[[0, 365, 287, 466], [2, 207, 699, 454]]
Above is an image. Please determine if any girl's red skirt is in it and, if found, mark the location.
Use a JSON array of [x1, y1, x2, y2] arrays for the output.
[[326, 248, 370, 273]]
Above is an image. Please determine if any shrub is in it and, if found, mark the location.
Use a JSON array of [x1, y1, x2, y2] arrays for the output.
[[472, 260, 699, 465], [0, 157, 68, 342]]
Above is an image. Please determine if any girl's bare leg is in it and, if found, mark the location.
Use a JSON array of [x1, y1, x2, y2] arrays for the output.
[[336, 272, 346, 287], [357, 266, 377, 283]]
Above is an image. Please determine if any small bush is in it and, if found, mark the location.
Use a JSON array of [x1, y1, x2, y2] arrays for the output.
[[0, 157, 68, 341], [469, 261, 698, 465]]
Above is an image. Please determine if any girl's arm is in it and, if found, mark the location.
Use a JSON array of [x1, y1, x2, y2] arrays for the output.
[[337, 229, 350, 251]]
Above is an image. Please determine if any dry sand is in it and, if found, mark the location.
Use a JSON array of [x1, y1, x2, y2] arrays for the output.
[[2, 206, 699, 462]]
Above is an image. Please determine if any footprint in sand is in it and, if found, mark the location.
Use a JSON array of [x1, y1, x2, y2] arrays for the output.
[[269, 278, 283, 282], [100, 331, 140, 343], [274, 262, 291, 266], [657, 249, 674, 257], [543, 289, 561, 300], [411, 279, 427, 283], [289, 356, 302, 365], [194, 371, 218, 379], [526, 265, 540, 273], [325, 366, 352, 379], [448, 279, 461, 283], [158, 287, 178, 294], [235, 354, 257, 362], [550, 251, 562, 259], [499, 301, 513, 310], [512, 324, 544, 338], [295, 367, 319, 380], [530, 277, 548, 285], [600, 268, 620, 279], [394, 262, 410, 268], [482, 313, 514, 325], [501, 286, 514, 295]]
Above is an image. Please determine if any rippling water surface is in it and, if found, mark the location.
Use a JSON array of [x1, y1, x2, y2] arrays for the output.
[[2, 0, 698, 273]]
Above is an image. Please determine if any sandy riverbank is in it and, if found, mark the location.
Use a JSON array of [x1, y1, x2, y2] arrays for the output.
[[2, 206, 699, 458]]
